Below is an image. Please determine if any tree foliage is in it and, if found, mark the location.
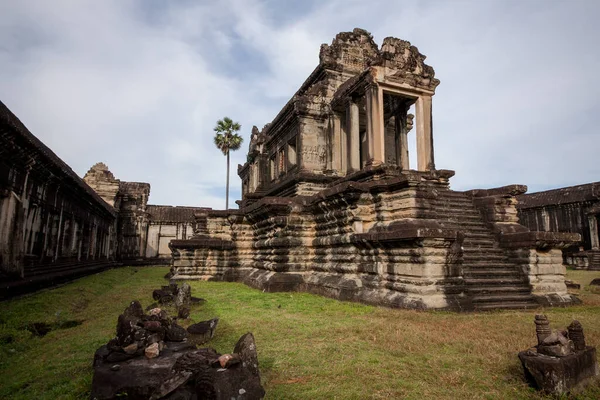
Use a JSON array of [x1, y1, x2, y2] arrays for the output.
[[213, 117, 243, 155]]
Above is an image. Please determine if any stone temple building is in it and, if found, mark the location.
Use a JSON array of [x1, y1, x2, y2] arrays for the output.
[[169, 29, 581, 311], [517, 182, 600, 270], [0, 102, 204, 296]]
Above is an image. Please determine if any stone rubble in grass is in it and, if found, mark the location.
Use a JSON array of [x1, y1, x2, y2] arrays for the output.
[[565, 280, 581, 290], [187, 318, 220, 344], [91, 285, 264, 399], [518, 314, 599, 395]]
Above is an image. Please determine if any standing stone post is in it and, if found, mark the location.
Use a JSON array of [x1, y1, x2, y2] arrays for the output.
[[365, 85, 385, 166], [330, 113, 342, 172], [415, 95, 434, 171], [589, 215, 599, 250], [346, 99, 361, 172]]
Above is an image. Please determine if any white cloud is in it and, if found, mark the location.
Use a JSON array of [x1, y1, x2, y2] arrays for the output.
[[1, 0, 599, 210]]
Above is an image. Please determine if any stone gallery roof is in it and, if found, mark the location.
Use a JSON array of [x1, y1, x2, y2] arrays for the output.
[[517, 182, 600, 209], [0, 100, 116, 216], [146, 205, 208, 223]]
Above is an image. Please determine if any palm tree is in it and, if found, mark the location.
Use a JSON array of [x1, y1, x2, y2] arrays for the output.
[[213, 117, 243, 209]]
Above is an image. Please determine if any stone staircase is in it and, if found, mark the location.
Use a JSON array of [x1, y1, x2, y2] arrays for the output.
[[435, 190, 538, 311]]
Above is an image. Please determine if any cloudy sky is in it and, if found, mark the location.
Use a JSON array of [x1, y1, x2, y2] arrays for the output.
[[1, 0, 599, 209]]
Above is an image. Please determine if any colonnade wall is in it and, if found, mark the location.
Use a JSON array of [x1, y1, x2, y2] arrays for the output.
[[0, 101, 117, 281]]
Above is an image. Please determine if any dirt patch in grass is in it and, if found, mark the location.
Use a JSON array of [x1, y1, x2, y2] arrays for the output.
[[23, 319, 85, 337]]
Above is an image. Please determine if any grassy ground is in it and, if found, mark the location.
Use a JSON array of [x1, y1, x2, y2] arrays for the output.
[[1, 267, 599, 400]]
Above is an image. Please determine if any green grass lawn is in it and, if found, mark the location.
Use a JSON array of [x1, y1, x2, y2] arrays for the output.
[[1, 267, 600, 400]]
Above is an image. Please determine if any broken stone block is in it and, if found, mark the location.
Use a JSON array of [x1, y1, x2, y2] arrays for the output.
[[165, 322, 187, 342], [519, 315, 599, 395], [187, 318, 219, 344], [91, 333, 265, 400], [519, 347, 599, 395], [145, 342, 160, 359], [175, 283, 192, 308], [177, 306, 190, 319], [565, 280, 581, 290]]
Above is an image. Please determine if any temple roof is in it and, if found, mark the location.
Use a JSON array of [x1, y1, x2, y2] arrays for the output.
[[146, 205, 209, 223], [517, 182, 600, 209], [0, 100, 116, 216]]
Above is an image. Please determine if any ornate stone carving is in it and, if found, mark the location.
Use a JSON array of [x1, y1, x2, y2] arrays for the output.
[[379, 37, 440, 90], [319, 28, 379, 73], [568, 320, 586, 351], [535, 314, 551, 345]]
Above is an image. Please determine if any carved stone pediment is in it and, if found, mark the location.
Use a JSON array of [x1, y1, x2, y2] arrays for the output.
[[378, 37, 440, 91], [319, 28, 379, 73]]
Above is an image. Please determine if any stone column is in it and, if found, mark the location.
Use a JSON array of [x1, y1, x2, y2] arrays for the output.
[[415, 95, 435, 171], [395, 114, 410, 170], [330, 113, 342, 172], [365, 85, 385, 166], [589, 215, 599, 250], [346, 100, 360, 172]]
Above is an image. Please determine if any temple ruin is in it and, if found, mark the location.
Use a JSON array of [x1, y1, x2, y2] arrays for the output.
[[517, 182, 600, 270], [169, 29, 581, 311], [0, 103, 204, 297]]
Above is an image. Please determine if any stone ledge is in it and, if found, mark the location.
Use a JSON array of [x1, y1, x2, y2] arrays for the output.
[[500, 231, 581, 249], [353, 228, 456, 243], [169, 236, 234, 250], [465, 184, 528, 198]]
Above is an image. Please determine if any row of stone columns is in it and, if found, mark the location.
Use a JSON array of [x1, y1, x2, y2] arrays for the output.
[[336, 84, 435, 173]]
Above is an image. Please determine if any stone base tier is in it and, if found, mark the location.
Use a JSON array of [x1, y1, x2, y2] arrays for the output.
[[518, 347, 599, 395], [170, 170, 581, 311]]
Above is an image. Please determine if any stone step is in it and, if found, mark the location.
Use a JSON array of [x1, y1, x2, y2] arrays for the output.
[[463, 253, 505, 259], [468, 286, 531, 295], [463, 238, 497, 245], [462, 232, 497, 238], [447, 221, 489, 228], [434, 201, 478, 208], [470, 292, 535, 303], [436, 209, 478, 214], [464, 268, 524, 276], [473, 301, 539, 311], [465, 277, 528, 285]]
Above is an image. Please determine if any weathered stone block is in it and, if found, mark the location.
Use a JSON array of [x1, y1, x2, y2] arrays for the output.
[[519, 347, 599, 395]]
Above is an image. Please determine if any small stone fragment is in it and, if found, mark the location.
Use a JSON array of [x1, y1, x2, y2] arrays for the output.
[[565, 280, 581, 290], [175, 283, 192, 308], [145, 342, 160, 359], [218, 354, 232, 368], [177, 306, 190, 320], [144, 321, 162, 331], [123, 301, 144, 319], [165, 322, 187, 342], [122, 343, 138, 355], [187, 318, 219, 336], [148, 308, 162, 317], [110, 364, 121, 372]]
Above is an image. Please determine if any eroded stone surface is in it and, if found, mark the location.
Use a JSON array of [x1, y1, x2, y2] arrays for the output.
[[169, 29, 580, 312], [91, 334, 265, 400], [519, 315, 599, 395]]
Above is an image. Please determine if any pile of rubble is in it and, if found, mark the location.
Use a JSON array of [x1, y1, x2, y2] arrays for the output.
[[90, 283, 265, 400]]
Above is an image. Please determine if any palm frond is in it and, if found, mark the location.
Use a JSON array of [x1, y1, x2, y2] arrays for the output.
[[213, 117, 243, 155]]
